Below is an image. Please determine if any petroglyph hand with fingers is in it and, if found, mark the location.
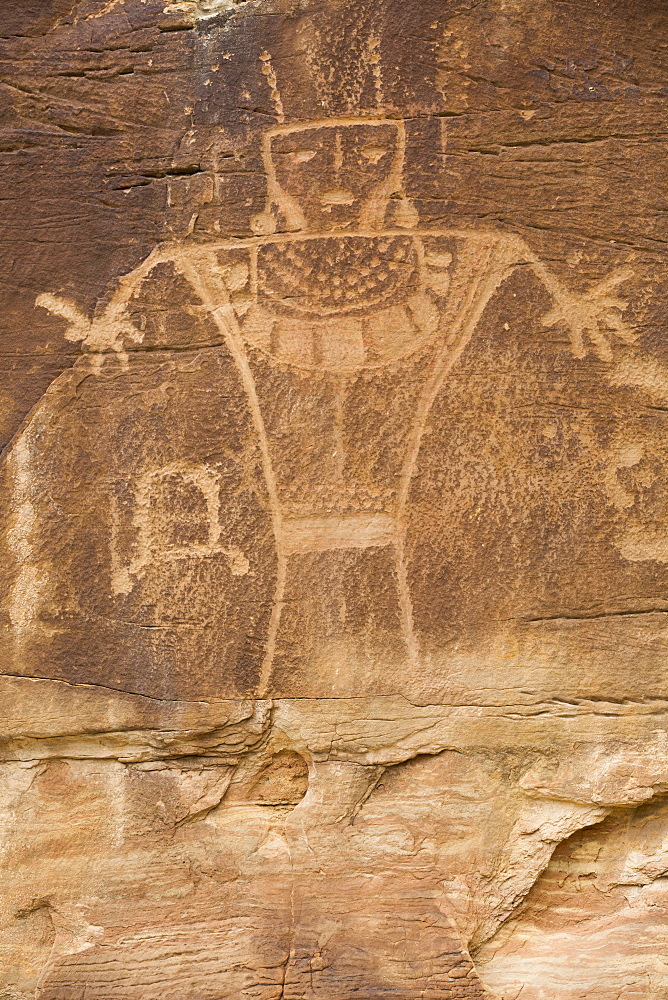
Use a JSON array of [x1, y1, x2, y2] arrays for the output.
[[540, 266, 635, 362], [35, 290, 144, 370]]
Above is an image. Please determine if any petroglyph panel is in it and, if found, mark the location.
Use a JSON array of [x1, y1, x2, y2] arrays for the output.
[[1, 0, 668, 996]]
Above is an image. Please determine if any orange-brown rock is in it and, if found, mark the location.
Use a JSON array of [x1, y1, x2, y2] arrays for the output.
[[1, 0, 667, 996]]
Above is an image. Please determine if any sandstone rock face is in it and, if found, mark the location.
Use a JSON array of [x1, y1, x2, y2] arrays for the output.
[[1, 0, 668, 996]]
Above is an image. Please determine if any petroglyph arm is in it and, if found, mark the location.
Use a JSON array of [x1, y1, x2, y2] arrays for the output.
[[502, 234, 635, 362], [33, 245, 181, 370]]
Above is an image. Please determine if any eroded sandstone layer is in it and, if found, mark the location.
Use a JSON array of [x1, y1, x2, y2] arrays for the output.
[[1, 0, 667, 995]]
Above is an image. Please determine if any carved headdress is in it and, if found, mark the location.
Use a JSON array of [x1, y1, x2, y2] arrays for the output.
[[252, 19, 417, 236]]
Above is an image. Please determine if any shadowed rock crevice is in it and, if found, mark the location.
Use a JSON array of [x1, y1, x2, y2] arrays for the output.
[[474, 794, 668, 999]]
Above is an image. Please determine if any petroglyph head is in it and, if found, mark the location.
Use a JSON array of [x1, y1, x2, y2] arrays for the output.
[[252, 118, 417, 235]]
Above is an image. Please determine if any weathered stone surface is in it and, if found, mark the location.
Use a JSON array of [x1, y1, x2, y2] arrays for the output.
[[1, 0, 668, 995]]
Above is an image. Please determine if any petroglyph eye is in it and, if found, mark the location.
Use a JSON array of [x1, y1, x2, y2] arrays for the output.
[[291, 149, 317, 165], [362, 145, 387, 164]]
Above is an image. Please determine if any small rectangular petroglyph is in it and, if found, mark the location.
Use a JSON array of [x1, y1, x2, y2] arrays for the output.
[[281, 512, 396, 554]]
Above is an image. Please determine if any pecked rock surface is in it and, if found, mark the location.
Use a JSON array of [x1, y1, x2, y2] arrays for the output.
[[1, 0, 668, 996]]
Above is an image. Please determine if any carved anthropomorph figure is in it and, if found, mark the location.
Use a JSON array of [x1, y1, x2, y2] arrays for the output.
[[6, 98, 635, 702], [3, 26, 667, 1000]]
